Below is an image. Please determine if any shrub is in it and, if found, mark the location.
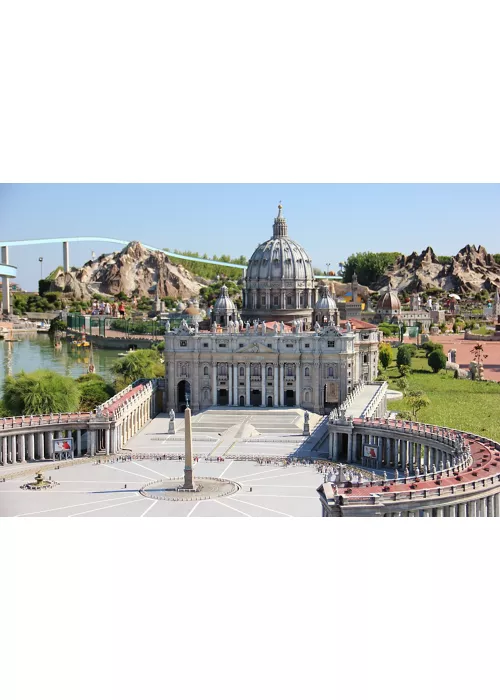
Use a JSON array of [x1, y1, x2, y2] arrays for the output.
[[428, 349, 447, 373]]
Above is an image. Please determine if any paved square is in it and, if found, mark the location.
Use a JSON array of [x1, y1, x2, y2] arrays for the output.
[[0, 458, 323, 517]]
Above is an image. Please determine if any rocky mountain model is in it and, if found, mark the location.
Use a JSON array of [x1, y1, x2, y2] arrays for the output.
[[50, 241, 205, 300], [375, 244, 500, 294]]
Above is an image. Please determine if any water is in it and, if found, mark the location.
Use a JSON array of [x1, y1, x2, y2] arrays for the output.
[[0, 334, 121, 390]]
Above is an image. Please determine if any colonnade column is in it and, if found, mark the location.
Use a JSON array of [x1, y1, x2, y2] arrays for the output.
[[76, 429, 82, 457], [458, 503, 467, 517], [401, 441, 407, 471], [17, 434, 26, 462], [468, 500, 477, 517], [27, 433, 35, 461], [494, 493, 500, 518], [274, 365, 278, 407], [261, 364, 266, 407], [478, 498, 486, 517], [2, 436, 7, 465], [377, 436, 383, 467], [9, 436, 16, 464], [105, 428, 110, 455]]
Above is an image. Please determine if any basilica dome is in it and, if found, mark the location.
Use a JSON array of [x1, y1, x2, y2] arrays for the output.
[[242, 205, 316, 323], [376, 290, 401, 312]]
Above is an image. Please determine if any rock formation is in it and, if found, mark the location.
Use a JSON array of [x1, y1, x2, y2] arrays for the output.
[[50, 241, 205, 300], [375, 245, 500, 294]]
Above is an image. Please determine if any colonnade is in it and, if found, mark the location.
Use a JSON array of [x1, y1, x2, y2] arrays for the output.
[[329, 430, 451, 472], [383, 494, 500, 517], [0, 380, 158, 467]]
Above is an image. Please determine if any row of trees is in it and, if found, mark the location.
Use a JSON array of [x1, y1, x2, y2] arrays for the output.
[[0, 349, 165, 416], [341, 251, 402, 287], [164, 249, 247, 281]]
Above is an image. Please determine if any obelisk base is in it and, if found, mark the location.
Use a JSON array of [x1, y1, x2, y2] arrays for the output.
[[177, 467, 198, 492]]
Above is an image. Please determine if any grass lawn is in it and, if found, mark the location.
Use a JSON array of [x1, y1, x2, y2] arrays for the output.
[[385, 348, 500, 442]]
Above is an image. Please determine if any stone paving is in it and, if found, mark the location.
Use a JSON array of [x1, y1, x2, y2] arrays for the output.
[[0, 408, 327, 517], [0, 458, 323, 517]]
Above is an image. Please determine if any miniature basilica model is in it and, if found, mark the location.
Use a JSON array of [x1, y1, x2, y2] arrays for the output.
[[165, 206, 380, 413]]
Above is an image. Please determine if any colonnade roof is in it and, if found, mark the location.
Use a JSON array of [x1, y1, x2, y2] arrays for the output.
[[328, 417, 500, 503]]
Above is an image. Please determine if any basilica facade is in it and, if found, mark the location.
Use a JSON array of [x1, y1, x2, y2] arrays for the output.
[[165, 206, 380, 414]]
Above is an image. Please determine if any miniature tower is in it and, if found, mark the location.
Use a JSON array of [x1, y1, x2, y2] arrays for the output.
[[351, 271, 359, 303], [182, 404, 195, 490]]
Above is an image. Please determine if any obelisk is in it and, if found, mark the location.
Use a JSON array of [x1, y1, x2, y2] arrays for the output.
[[182, 404, 195, 490]]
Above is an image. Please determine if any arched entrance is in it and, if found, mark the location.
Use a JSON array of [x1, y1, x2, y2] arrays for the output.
[[267, 395, 273, 407], [177, 380, 191, 412], [239, 395, 245, 407], [285, 390, 295, 407], [250, 389, 261, 407]]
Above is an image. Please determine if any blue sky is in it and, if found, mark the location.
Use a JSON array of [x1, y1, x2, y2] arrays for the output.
[[1, 184, 499, 290]]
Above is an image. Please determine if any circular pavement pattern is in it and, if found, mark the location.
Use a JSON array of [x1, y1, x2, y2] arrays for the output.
[[140, 476, 240, 501]]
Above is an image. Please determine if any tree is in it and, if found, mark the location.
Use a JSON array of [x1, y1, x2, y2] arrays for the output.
[[111, 349, 164, 389], [342, 251, 401, 287], [421, 341, 443, 357], [3, 370, 80, 415], [378, 343, 392, 369], [406, 390, 431, 419], [396, 345, 413, 373], [76, 375, 114, 411], [396, 376, 409, 395], [428, 348, 447, 373]]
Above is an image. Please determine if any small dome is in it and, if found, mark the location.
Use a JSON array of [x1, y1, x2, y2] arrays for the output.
[[315, 285, 337, 311], [183, 302, 199, 316], [213, 285, 236, 313], [377, 290, 401, 311]]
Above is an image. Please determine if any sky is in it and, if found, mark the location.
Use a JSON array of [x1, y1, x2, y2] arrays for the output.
[[1, 183, 499, 290]]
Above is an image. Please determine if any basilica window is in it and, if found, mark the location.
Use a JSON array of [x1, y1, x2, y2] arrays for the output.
[[328, 341, 335, 348], [305, 367, 310, 377], [287, 296, 292, 306], [251, 365, 261, 378], [203, 343, 209, 348], [203, 366, 208, 376], [180, 340, 187, 347], [286, 365, 293, 377], [218, 364, 228, 377], [239, 366, 244, 376], [328, 367, 334, 378], [261, 296, 266, 305], [273, 296, 279, 305], [267, 366, 272, 377], [363, 353, 368, 364]]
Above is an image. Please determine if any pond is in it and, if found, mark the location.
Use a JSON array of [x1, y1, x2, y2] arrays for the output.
[[0, 334, 121, 391]]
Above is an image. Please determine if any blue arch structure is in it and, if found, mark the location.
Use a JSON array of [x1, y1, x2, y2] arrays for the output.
[[0, 236, 341, 279]]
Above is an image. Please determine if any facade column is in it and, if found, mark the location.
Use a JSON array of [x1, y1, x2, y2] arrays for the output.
[[27, 433, 35, 461], [333, 432, 339, 461], [261, 363, 266, 407], [347, 434, 353, 463], [478, 498, 486, 517], [274, 365, 278, 407], [212, 363, 217, 406], [468, 500, 477, 517], [233, 364, 238, 406], [245, 363, 250, 406], [105, 428, 110, 455], [296, 364, 300, 407], [435, 506, 444, 517], [89, 430, 96, 457], [458, 502, 467, 517], [279, 363, 284, 407], [422, 510, 431, 517], [446, 505, 456, 517], [228, 361, 233, 407]]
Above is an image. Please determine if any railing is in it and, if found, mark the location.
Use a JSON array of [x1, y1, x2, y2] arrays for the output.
[[359, 382, 387, 419]]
